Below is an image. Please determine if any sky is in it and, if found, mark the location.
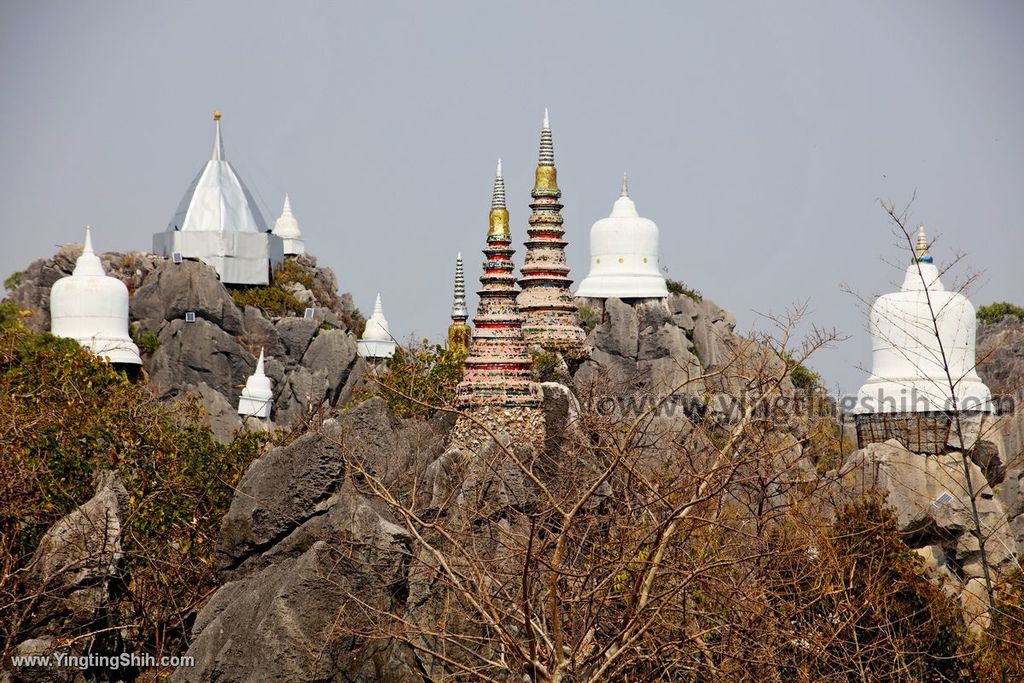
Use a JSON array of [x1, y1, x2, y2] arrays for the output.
[[0, 1, 1021, 397]]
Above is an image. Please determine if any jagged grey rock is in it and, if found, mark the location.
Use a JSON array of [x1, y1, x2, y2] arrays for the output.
[[274, 317, 319, 359], [834, 439, 1016, 581], [240, 305, 287, 359], [132, 259, 243, 335], [194, 381, 242, 443], [149, 318, 253, 404], [301, 328, 358, 403], [180, 399, 447, 682], [3, 472, 130, 682]]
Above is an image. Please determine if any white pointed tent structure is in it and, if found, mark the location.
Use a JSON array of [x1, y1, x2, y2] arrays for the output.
[[153, 112, 283, 285], [238, 348, 274, 418], [357, 293, 397, 360], [576, 174, 669, 299], [272, 194, 305, 256], [50, 226, 142, 366]]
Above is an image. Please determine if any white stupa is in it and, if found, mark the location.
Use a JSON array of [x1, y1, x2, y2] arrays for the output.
[[272, 194, 305, 256], [855, 225, 992, 414], [50, 227, 141, 366], [153, 112, 283, 285], [357, 294, 396, 360], [575, 174, 668, 299], [237, 349, 274, 418]]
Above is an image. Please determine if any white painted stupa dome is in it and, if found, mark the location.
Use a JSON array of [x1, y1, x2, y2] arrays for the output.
[[576, 175, 668, 299], [855, 225, 991, 414], [357, 293, 396, 359], [272, 194, 305, 255], [237, 349, 274, 418], [50, 227, 141, 366]]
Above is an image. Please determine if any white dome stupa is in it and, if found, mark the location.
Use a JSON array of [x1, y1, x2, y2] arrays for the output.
[[855, 225, 992, 414], [575, 175, 668, 299], [50, 227, 141, 366], [357, 294, 397, 360], [238, 349, 274, 418], [272, 194, 305, 256]]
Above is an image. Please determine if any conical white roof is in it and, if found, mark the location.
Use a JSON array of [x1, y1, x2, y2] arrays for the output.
[[357, 294, 396, 359], [273, 194, 302, 239], [166, 113, 268, 233], [238, 348, 274, 418]]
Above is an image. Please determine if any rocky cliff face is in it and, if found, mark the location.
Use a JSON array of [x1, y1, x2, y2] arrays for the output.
[[7, 249, 367, 437], [6, 247, 1023, 681]]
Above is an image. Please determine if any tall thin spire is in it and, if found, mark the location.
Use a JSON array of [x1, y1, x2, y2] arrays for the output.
[[73, 225, 105, 277], [211, 111, 224, 161], [451, 252, 468, 321], [491, 158, 506, 210], [488, 158, 510, 239], [373, 293, 384, 317], [914, 224, 933, 263], [448, 252, 471, 352], [454, 164, 542, 413], [620, 172, 629, 197], [282, 194, 293, 218], [538, 109, 554, 166], [255, 348, 266, 375], [517, 110, 586, 354]]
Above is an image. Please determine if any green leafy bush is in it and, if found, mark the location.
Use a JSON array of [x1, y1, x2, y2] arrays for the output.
[[978, 301, 1024, 325], [349, 341, 466, 418], [666, 278, 703, 302], [577, 303, 601, 333], [230, 283, 306, 317], [0, 321, 269, 666], [134, 328, 161, 354], [3, 271, 23, 291]]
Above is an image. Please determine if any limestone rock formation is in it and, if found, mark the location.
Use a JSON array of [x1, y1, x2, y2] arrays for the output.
[[833, 439, 1017, 627], [177, 398, 448, 682], [5, 248, 363, 437], [2, 471, 130, 683]]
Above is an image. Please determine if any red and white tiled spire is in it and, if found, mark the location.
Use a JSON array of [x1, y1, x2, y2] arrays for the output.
[[517, 109, 586, 354]]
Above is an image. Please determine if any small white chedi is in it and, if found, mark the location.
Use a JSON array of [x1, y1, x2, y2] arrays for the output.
[[153, 111, 283, 285], [575, 175, 668, 299], [272, 194, 305, 256], [50, 227, 141, 366], [357, 293, 396, 360], [237, 349, 274, 418], [855, 225, 992, 414]]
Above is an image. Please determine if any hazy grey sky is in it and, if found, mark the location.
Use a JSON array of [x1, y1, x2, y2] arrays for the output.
[[1, 2, 1020, 395]]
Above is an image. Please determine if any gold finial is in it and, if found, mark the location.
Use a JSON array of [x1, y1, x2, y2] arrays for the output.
[[213, 110, 222, 121]]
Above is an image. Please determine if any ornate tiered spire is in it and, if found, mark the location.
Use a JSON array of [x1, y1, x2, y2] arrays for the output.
[[517, 109, 586, 354], [454, 160, 542, 410], [914, 224, 933, 264], [448, 252, 470, 352]]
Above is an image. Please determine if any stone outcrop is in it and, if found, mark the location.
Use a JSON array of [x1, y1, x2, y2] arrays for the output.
[[833, 439, 1017, 628], [3, 471, 130, 683], [574, 293, 757, 403], [176, 398, 448, 682], [6, 249, 363, 437]]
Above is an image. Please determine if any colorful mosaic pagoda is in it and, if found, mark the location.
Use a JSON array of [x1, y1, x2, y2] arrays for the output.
[[451, 160, 544, 450], [517, 110, 587, 355], [447, 252, 470, 353]]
